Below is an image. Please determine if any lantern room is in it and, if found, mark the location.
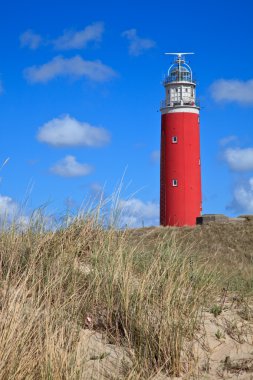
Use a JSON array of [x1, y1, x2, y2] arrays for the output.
[[161, 53, 199, 110]]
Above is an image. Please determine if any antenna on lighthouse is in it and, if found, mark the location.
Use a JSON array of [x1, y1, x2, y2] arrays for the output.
[[165, 52, 194, 58]]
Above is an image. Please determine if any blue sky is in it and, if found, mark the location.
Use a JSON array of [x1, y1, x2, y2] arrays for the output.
[[0, 0, 253, 226]]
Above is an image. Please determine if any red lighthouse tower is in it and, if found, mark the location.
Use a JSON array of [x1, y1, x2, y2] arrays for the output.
[[160, 53, 202, 227]]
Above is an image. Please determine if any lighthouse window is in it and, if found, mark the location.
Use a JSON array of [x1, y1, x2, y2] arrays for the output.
[[172, 179, 178, 187], [172, 136, 178, 143]]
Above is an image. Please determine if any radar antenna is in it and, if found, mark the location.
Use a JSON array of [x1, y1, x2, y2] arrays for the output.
[[165, 52, 194, 58]]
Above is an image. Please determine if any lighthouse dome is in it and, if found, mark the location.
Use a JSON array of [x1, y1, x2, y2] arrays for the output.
[[171, 66, 189, 73], [168, 64, 192, 82]]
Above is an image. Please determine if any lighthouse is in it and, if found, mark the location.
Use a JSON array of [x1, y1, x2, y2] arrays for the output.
[[160, 53, 202, 227]]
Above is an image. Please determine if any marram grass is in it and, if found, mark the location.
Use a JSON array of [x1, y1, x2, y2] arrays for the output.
[[0, 207, 252, 379]]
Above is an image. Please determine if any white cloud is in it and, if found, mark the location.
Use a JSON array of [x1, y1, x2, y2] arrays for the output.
[[53, 22, 104, 50], [50, 155, 93, 177], [223, 147, 253, 171], [0, 195, 19, 218], [210, 79, 253, 105], [150, 150, 160, 163], [119, 198, 159, 227], [219, 135, 238, 146], [122, 29, 155, 56], [230, 178, 253, 213], [24, 55, 117, 83], [0, 194, 29, 228], [37, 114, 110, 147], [20, 30, 42, 49]]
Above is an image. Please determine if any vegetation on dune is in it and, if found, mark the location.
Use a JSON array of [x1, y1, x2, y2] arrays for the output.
[[0, 210, 252, 379]]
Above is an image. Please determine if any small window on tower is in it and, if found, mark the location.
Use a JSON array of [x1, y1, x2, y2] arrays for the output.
[[172, 179, 178, 187], [185, 88, 188, 92], [172, 136, 178, 143]]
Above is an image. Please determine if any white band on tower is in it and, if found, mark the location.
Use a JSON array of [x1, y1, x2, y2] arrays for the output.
[[161, 107, 199, 115]]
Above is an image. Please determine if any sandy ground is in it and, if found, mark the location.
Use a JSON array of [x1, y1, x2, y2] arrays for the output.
[[192, 296, 253, 379], [75, 295, 253, 379]]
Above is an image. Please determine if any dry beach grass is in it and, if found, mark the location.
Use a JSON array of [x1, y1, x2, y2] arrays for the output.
[[0, 212, 253, 379]]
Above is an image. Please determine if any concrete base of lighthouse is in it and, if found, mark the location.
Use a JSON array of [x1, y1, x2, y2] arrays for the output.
[[160, 107, 202, 227]]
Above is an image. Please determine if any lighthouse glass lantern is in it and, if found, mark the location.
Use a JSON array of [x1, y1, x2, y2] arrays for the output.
[[160, 53, 202, 226]]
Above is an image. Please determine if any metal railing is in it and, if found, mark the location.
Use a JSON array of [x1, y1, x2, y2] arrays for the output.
[[160, 98, 200, 108], [163, 76, 196, 85]]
